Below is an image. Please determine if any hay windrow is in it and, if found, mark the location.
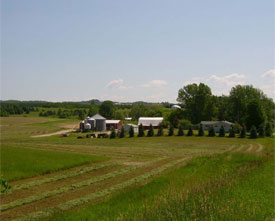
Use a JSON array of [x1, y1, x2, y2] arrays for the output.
[[1, 157, 165, 212], [15, 157, 189, 221]]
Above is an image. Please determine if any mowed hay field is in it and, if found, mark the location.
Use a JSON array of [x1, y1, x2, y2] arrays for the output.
[[0, 117, 274, 221]]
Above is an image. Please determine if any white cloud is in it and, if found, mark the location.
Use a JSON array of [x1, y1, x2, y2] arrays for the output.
[[208, 73, 246, 87], [141, 80, 168, 88], [261, 69, 275, 78], [105, 79, 133, 90], [105, 79, 124, 89], [118, 85, 134, 90]]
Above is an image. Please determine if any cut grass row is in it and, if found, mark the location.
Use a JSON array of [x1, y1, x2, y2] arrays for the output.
[[16, 156, 191, 221], [10, 162, 116, 192], [1, 157, 166, 211], [50, 153, 272, 221]]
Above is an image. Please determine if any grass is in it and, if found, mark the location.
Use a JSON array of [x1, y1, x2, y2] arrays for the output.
[[0, 145, 107, 181], [0, 117, 274, 220], [50, 153, 274, 221]]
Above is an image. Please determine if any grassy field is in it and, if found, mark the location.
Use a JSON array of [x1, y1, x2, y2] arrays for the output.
[[1, 145, 107, 181], [0, 116, 274, 220]]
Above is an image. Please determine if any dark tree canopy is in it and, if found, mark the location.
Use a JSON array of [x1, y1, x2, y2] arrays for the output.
[[99, 101, 116, 119], [245, 100, 266, 131], [177, 83, 215, 124]]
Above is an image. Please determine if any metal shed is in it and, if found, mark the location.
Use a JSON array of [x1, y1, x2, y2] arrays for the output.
[[91, 114, 106, 131], [138, 117, 163, 129]]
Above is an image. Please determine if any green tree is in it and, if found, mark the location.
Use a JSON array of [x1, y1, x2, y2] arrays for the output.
[[265, 122, 273, 137], [157, 124, 164, 136], [129, 126, 134, 138], [246, 100, 266, 131], [138, 124, 144, 137], [177, 125, 184, 136], [147, 124, 154, 137], [250, 125, 258, 139], [229, 85, 273, 124], [187, 127, 193, 136], [88, 104, 98, 117], [130, 104, 148, 121], [219, 125, 225, 137], [99, 101, 116, 119], [110, 128, 116, 139], [78, 110, 85, 120], [240, 125, 246, 138], [168, 125, 174, 136], [228, 127, 235, 138], [258, 123, 265, 137], [208, 126, 215, 137], [177, 83, 215, 124], [198, 124, 204, 136], [119, 127, 125, 138]]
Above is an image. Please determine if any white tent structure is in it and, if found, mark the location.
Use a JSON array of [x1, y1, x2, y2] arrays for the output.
[[138, 117, 163, 128], [171, 104, 181, 110]]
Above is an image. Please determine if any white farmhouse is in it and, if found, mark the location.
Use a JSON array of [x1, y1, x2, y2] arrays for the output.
[[201, 121, 234, 133]]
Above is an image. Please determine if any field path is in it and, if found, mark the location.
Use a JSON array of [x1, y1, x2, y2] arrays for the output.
[[31, 129, 75, 138]]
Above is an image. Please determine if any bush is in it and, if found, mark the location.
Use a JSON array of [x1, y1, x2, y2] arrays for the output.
[[240, 125, 246, 138], [250, 125, 258, 139], [265, 122, 272, 137], [110, 128, 116, 139], [233, 123, 242, 134], [208, 126, 215, 137], [198, 124, 204, 136], [177, 125, 184, 136], [159, 120, 169, 129], [147, 124, 154, 137], [157, 125, 164, 136], [168, 125, 174, 136], [187, 127, 193, 136], [258, 124, 265, 137], [119, 127, 125, 138], [129, 126, 134, 138], [228, 127, 235, 138], [219, 125, 225, 137], [138, 124, 144, 137]]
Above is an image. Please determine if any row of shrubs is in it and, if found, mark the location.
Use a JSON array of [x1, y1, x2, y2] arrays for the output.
[[109, 123, 273, 139]]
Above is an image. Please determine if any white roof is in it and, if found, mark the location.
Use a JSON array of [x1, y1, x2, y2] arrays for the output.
[[124, 123, 138, 128], [138, 117, 163, 126], [171, 104, 181, 109], [106, 120, 121, 124]]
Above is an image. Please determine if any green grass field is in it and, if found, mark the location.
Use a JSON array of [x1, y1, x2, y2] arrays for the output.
[[0, 145, 107, 181], [0, 116, 274, 221]]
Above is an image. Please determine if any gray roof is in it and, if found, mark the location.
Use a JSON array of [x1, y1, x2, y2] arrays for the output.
[[201, 121, 233, 125], [91, 114, 106, 120]]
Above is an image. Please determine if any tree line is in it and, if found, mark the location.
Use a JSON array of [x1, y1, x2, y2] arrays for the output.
[[1, 84, 274, 133]]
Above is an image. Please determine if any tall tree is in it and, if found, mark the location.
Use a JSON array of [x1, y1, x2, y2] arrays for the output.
[[245, 100, 266, 130], [99, 101, 116, 119], [177, 83, 215, 124], [229, 85, 273, 124]]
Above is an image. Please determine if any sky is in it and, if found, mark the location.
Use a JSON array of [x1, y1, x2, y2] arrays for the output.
[[1, 0, 274, 103]]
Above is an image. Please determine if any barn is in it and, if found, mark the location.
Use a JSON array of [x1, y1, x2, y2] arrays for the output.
[[138, 117, 163, 129], [201, 121, 233, 132], [106, 120, 122, 130]]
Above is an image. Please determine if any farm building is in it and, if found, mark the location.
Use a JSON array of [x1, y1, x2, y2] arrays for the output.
[[106, 120, 122, 130], [91, 114, 106, 131], [201, 121, 233, 132], [171, 104, 181, 110], [138, 117, 163, 129], [125, 117, 132, 121], [123, 124, 138, 133]]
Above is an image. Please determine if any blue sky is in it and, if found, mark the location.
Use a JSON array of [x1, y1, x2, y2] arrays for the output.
[[2, 0, 274, 102]]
